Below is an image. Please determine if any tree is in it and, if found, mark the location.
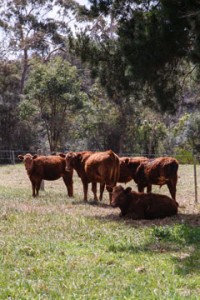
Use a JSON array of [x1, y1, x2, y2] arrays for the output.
[[74, 0, 200, 113], [0, 60, 21, 149], [0, 0, 79, 92], [175, 112, 200, 155], [137, 119, 167, 157], [70, 13, 145, 152], [23, 56, 86, 152]]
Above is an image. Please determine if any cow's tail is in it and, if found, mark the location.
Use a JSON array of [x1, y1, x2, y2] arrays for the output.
[[170, 160, 179, 174], [167, 160, 179, 184], [110, 151, 120, 185]]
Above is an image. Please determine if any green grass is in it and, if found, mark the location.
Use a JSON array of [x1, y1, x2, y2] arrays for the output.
[[0, 164, 200, 299]]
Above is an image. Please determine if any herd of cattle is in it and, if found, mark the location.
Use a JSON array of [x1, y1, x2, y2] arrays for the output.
[[18, 150, 179, 220]]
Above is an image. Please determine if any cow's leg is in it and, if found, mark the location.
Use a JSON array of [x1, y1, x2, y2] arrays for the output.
[[137, 183, 144, 193], [91, 182, 98, 201], [146, 184, 152, 193], [35, 179, 41, 196], [99, 183, 105, 201], [31, 181, 36, 197], [167, 181, 176, 200], [62, 176, 73, 197], [82, 180, 88, 201], [106, 183, 115, 204]]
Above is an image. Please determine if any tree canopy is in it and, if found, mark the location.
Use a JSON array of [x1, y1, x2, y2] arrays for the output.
[[23, 56, 86, 151], [0, 0, 200, 156], [72, 0, 200, 112]]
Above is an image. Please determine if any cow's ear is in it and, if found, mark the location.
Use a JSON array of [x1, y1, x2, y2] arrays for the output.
[[18, 155, 24, 160], [125, 187, 132, 194], [77, 153, 83, 160], [59, 153, 66, 158], [124, 158, 129, 164], [33, 155, 38, 159]]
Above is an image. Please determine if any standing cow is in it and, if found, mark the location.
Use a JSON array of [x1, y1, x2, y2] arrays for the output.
[[18, 153, 73, 197], [60, 150, 120, 202], [99, 156, 149, 199], [124, 157, 179, 200], [110, 185, 178, 219], [119, 156, 149, 183]]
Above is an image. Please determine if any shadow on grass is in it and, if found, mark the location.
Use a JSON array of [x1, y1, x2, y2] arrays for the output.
[[88, 202, 200, 226], [88, 207, 200, 275], [71, 199, 112, 209]]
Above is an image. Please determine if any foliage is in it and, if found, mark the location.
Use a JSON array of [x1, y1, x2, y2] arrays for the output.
[[0, 60, 23, 149], [23, 56, 86, 151], [0, 0, 200, 154], [174, 148, 195, 165], [186, 113, 200, 154], [137, 118, 167, 156], [75, 0, 200, 113], [69, 81, 132, 152], [172, 112, 200, 156], [0, 0, 77, 91]]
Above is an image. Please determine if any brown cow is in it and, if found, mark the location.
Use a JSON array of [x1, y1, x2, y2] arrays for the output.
[[18, 154, 73, 197], [125, 157, 179, 200], [99, 156, 149, 199], [111, 185, 178, 219], [60, 151, 102, 200], [60, 150, 120, 202], [119, 156, 149, 183]]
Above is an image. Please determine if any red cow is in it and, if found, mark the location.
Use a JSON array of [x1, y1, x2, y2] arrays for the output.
[[18, 153, 73, 197], [125, 157, 179, 200], [60, 150, 120, 202], [111, 185, 178, 219], [119, 156, 149, 183], [99, 156, 149, 199]]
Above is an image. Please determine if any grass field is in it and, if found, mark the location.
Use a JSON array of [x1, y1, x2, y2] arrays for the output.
[[0, 164, 200, 299]]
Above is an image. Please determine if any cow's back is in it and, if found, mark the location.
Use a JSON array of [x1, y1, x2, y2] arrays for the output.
[[33, 156, 66, 180], [136, 157, 179, 185], [85, 150, 120, 183], [143, 193, 178, 219]]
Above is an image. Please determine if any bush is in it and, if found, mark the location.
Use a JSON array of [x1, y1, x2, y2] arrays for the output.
[[174, 148, 195, 164]]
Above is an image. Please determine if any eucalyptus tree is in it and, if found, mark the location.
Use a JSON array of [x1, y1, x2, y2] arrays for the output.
[[70, 12, 144, 152], [172, 112, 200, 156], [23, 56, 87, 152], [0, 60, 21, 149], [0, 0, 80, 92]]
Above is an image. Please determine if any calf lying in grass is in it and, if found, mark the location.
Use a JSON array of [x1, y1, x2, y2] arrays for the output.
[[110, 185, 178, 219]]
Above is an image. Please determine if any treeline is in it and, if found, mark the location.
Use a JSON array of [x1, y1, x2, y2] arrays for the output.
[[0, 0, 200, 160]]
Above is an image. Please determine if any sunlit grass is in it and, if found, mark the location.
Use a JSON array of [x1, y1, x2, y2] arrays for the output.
[[0, 163, 200, 299]]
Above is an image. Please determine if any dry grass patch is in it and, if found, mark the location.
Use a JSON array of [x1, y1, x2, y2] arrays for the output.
[[0, 163, 200, 225]]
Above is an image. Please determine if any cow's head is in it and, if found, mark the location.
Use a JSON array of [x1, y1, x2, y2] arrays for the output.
[[124, 158, 147, 178], [60, 152, 81, 172], [18, 153, 38, 173], [110, 185, 132, 208]]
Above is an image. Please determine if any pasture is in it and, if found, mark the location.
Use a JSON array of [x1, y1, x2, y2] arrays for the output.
[[0, 163, 200, 299]]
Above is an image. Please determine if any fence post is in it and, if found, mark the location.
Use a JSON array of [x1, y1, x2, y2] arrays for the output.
[[37, 149, 45, 191], [193, 154, 198, 203], [10, 150, 15, 164]]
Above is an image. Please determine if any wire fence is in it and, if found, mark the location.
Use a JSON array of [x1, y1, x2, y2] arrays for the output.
[[0, 149, 198, 164]]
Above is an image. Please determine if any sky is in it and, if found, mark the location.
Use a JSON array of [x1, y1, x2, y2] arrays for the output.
[[75, 0, 90, 7]]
